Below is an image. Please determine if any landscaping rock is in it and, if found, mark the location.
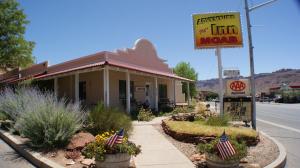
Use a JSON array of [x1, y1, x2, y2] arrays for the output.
[[67, 132, 95, 150], [171, 113, 195, 121], [81, 158, 95, 166], [190, 153, 205, 161], [65, 159, 75, 165]]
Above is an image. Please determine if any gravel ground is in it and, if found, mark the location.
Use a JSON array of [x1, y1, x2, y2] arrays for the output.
[[153, 123, 279, 168]]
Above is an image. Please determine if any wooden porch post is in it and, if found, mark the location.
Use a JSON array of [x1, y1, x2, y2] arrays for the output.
[[126, 71, 130, 113], [54, 78, 58, 97], [155, 77, 158, 111], [173, 79, 176, 106], [75, 73, 79, 102], [103, 66, 110, 107], [187, 81, 190, 105]]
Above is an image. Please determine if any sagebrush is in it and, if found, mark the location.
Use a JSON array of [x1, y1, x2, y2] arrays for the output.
[[0, 87, 86, 148]]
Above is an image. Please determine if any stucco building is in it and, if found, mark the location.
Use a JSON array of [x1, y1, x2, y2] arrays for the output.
[[0, 39, 193, 112]]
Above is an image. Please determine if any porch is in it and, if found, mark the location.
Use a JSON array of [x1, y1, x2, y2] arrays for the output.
[[40, 65, 191, 113]]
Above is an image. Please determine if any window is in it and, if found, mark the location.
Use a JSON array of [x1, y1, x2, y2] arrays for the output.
[[159, 84, 167, 100], [119, 80, 134, 103], [79, 81, 86, 101]]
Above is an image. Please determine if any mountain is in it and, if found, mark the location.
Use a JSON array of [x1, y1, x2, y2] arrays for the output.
[[197, 68, 300, 94]]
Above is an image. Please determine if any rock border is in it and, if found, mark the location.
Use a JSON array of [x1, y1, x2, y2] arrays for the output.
[[260, 131, 287, 168], [0, 129, 64, 168]]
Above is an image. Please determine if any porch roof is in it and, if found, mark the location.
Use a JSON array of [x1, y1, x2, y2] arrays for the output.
[[0, 39, 194, 84]]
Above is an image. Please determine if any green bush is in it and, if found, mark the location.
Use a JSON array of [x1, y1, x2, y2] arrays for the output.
[[137, 107, 154, 121], [0, 87, 85, 148], [85, 103, 132, 136], [0, 111, 9, 121], [197, 137, 247, 161], [205, 114, 230, 127]]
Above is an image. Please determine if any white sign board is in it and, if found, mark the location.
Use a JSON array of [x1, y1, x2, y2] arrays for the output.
[[224, 70, 240, 77], [225, 79, 250, 96]]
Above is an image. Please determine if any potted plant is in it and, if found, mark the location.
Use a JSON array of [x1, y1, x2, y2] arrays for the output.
[[197, 132, 247, 168], [82, 129, 141, 168]]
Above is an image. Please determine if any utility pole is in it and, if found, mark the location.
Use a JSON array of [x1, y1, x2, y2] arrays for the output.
[[216, 48, 223, 115], [244, 0, 277, 130]]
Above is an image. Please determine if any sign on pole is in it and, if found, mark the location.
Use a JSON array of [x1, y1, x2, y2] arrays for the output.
[[223, 70, 240, 77], [192, 12, 243, 116], [193, 12, 243, 49], [225, 79, 250, 97], [224, 97, 252, 122]]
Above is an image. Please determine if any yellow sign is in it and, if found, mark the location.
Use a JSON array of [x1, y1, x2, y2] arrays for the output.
[[193, 12, 243, 49]]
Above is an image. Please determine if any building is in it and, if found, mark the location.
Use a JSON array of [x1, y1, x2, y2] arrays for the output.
[[0, 39, 193, 112], [269, 82, 300, 98]]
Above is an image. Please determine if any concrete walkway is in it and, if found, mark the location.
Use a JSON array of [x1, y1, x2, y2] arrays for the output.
[[130, 117, 195, 168]]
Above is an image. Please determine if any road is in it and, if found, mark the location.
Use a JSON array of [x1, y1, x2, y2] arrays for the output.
[[256, 103, 300, 168], [209, 101, 300, 168], [0, 138, 35, 168]]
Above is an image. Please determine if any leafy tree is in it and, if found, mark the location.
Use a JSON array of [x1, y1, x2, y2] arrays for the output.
[[173, 62, 198, 99], [0, 0, 35, 71]]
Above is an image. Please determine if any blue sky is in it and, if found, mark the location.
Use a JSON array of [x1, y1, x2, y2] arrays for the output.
[[19, 0, 300, 80]]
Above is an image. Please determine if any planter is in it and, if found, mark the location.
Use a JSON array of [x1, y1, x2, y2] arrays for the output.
[[96, 153, 131, 168], [206, 154, 239, 168]]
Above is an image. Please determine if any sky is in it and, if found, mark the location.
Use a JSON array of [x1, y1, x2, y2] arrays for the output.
[[19, 0, 300, 80]]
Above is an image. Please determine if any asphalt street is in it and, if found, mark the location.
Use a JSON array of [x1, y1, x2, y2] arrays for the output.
[[209, 101, 300, 168], [256, 103, 300, 168], [0, 138, 35, 168]]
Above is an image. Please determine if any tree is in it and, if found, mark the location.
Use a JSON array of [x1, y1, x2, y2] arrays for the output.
[[173, 62, 198, 99], [0, 0, 35, 71]]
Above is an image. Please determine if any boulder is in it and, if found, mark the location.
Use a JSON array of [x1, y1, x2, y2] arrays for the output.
[[67, 132, 95, 150]]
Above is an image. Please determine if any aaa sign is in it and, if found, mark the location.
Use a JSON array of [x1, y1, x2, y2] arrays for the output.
[[226, 79, 250, 96], [193, 12, 243, 49]]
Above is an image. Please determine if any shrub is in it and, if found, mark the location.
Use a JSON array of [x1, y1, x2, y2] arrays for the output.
[[197, 137, 247, 161], [205, 114, 230, 127], [137, 107, 154, 121], [0, 87, 85, 148], [0, 111, 9, 121], [82, 131, 141, 161], [85, 103, 132, 136]]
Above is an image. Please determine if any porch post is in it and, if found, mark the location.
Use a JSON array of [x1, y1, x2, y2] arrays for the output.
[[126, 71, 130, 113], [75, 73, 79, 102], [54, 78, 58, 96], [187, 82, 190, 105], [103, 66, 110, 107], [173, 79, 176, 106], [155, 77, 158, 111]]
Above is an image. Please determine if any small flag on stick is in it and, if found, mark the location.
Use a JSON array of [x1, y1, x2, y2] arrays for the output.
[[106, 129, 124, 147], [216, 131, 236, 160]]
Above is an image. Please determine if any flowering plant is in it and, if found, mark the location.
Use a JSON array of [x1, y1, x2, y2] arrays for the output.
[[82, 131, 141, 161]]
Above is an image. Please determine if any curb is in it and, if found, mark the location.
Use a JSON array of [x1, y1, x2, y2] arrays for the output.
[[260, 131, 287, 168], [0, 129, 64, 168]]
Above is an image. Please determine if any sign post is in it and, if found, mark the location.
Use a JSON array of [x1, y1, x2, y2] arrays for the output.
[[216, 48, 223, 115]]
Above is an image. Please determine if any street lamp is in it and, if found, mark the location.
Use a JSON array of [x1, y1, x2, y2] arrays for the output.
[[244, 0, 277, 130]]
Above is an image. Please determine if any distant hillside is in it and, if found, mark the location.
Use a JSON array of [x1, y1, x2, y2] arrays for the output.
[[197, 69, 300, 94]]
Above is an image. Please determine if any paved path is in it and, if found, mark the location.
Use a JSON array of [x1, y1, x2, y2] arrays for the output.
[[0, 138, 35, 168], [130, 117, 195, 168]]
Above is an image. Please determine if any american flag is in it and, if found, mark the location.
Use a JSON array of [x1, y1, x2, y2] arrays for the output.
[[217, 131, 236, 160], [106, 129, 124, 147]]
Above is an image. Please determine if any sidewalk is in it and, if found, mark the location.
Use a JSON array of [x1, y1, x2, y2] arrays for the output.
[[130, 117, 195, 168]]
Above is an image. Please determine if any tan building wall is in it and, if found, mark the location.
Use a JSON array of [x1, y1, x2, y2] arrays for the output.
[[79, 71, 103, 106], [58, 75, 74, 100], [175, 80, 186, 103], [55, 69, 185, 109]]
